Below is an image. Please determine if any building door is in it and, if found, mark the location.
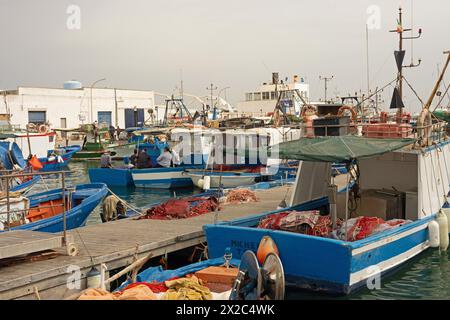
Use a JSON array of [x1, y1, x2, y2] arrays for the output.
[[124, 108, 145, 128], [98, 111, 112, 127], [60, 118, 67, 139]]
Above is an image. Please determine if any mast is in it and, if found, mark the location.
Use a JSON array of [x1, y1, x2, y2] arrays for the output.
[[389, 7, 422, 122], [424, 52, 450, 110]]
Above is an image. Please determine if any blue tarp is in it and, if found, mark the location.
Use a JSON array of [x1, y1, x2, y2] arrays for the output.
[[116, 257, 240, 291]]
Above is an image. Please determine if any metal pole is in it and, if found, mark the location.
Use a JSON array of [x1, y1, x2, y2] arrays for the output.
[[61, 172, 67, 245], [6, 177, 10, 231]]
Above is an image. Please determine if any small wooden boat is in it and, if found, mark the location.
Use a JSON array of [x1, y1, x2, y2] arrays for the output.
[[0, 183, 108, 232], [186, 170, 262, 189]]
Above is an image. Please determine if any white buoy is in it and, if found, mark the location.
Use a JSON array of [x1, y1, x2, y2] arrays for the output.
[[203, 176, 211, 190], [198, 178, 204, 189], [437, 210, 449, 251], [86, 267, 101, 288], [442, 207, 450, 230], [428, 220, 440, 248]]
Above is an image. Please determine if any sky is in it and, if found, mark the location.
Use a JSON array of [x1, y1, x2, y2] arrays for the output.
[[0, 0, 449, 112]]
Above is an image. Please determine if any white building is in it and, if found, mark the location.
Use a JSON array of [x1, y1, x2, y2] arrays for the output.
[[0, 84, 166, 130], [236, 73, 310, 116]]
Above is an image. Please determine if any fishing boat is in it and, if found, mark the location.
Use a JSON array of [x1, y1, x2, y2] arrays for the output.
[[38, 145, 81, 170], [186, 169, 263, 189], [0, 142, 41, 193], [0, 183, 108, 232], [54, 125, 118, 160]]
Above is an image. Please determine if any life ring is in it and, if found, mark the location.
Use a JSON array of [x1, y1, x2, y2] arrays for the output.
[[38, 124, 48, 134], [417, 109, 433, 147], [338, 105, 358, 122]]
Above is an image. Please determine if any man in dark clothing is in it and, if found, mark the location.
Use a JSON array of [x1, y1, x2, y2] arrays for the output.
[[136, 149, 152, 169], [109, 125, 116, 143], [129, 149, 138, 167], [100, 151, 113, 168]]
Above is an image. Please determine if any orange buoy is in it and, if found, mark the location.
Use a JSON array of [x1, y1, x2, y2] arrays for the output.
[[29, 155, 43, 170], [256, 235, 279, 265]]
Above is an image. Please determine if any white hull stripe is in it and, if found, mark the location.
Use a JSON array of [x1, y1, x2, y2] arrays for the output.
[[351, 223, 429, 256], [132, 171, 184, 181], [349, 241, 429, 286]]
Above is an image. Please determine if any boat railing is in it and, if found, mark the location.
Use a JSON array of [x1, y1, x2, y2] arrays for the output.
[[288, 120, 447, 146], [0, 171, 70, 239]]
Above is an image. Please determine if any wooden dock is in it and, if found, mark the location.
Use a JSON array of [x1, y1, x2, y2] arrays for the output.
[[0, 184, 293, 300]]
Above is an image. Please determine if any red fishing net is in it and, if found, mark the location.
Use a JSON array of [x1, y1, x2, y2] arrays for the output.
[[139, 197, 220, 220]]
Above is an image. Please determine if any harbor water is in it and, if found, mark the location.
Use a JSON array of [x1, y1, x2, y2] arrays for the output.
[[27, 162, 450, 300]]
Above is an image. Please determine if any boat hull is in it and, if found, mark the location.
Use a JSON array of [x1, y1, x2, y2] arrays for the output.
[[39, 145, 81, 171], [7, 183, 108, 233], [89, 168, 134, 187], [187, 172, 258, 189], [204, 196, 437, 295], [131, 167, 193, 189]]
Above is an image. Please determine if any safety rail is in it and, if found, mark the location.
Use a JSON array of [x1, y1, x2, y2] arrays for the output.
[[0, 171, 71, 243], [288, 120, 447, 145]]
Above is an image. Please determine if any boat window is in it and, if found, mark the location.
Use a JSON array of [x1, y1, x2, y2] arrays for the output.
[[245, 93, 253, 101], [262, 92, 270, 100], [253, 92, 261, 101]]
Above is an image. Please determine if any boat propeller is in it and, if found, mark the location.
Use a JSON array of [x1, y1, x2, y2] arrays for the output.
[[229, 250, 285, 300]]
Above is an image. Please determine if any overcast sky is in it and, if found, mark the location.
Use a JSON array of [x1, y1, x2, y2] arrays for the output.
[[0, 0, 449, 112]]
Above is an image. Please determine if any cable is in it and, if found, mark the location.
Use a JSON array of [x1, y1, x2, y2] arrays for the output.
[[402, 75, 425, 107]]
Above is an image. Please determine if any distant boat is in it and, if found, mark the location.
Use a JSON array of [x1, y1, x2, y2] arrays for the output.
[[38, 145, 81, 171], [0, 183, 108, 232], [186, 170, 262, 189]]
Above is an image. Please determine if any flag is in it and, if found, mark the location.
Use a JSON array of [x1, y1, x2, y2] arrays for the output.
[[394, 50, 405, 72], [390, 87, 405, 109]]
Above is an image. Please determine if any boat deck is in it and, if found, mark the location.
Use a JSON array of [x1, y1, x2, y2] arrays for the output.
[[0, 184, 294, 300]]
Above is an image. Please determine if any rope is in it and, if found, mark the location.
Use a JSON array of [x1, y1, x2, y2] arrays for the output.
[[402, 75, 425, 107], [432, 81, 450, 112], [106, 187, 143, 216]]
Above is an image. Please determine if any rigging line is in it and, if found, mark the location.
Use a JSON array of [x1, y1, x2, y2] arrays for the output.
[[432, 81, 450, 112], [356, 77, 398, 108], [434, 144, 447, 201], [402, 75, 425, 106]]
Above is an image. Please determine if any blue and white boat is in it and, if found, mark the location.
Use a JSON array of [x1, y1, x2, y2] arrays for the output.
[[0, 183, 108, 232], [39, 145, 81, 171], [204, 132, 450, 295], [131, 166, 196, 189]]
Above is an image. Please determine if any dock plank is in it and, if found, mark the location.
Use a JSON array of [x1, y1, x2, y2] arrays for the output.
[[0, 184, 292, 299]]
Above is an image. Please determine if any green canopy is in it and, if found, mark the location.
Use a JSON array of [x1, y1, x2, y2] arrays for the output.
[[271, 136, 416, 163]]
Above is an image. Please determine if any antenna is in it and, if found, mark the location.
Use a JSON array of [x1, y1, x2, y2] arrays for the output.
[[319, 75, 334, 103]]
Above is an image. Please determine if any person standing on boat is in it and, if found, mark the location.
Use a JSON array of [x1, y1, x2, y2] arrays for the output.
[[136, 148, 152, 169], [156, 147, 173, 168], [100, 151, 113, 168], [109, 125, 116, 143], [171, 148, 181, 167], [129, 149, 138, 167]]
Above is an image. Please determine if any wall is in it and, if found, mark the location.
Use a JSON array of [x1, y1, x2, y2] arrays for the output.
[[0, 87, 158, 130]]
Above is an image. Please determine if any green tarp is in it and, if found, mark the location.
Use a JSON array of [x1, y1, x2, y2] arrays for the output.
[[271, 136, 416, 163]]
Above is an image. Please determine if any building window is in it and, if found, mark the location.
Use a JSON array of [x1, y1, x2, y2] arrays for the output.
[[28, 111, 46, 125], [271, 92, 277, 100], [245, 93, 253, 101], [253, 92, 262, 101], [262, 92, 270, 100]]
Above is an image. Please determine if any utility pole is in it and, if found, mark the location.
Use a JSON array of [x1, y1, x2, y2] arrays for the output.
[[206, 83, 218, 119], [319, 75, 334, 103]]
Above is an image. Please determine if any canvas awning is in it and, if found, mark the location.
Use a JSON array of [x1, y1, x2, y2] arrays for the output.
[[271, 136, 416, 163]]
